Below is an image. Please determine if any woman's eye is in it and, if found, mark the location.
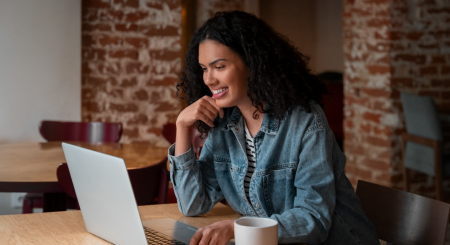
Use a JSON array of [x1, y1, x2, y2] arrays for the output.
[[216, 66, 224, 70], [201, 67, 207, 72]]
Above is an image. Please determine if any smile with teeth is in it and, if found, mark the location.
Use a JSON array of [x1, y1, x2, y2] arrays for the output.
[[212, 87, 229, 94]]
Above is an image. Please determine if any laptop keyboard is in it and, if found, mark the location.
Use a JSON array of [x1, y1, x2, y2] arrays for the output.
[[144, 227, 188, 245]]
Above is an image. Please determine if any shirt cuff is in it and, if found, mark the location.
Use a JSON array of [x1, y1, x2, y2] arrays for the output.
[[167, 143, 196, 170]]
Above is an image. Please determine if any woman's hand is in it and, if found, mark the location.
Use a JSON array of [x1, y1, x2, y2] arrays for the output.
[[189, 220, 235, 245], [177, 96, 224, 129], [174, 96, 224, 156]]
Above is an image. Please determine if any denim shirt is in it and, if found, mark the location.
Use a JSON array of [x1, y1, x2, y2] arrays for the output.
[[168, 103, 380, 245]]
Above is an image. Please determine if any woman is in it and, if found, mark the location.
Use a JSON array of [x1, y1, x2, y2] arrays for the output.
[[168, 11, 380, 245]]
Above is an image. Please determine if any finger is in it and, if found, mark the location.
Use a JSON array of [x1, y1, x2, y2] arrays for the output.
[[198, 230, 212, 245], [196, 110, 215, 127], [193, 98, 219, 122], [199, 109, 215, 127], [195, 98, 221, 122], [198, 102, 218, 120], [190, 230, 203, 245], [218, 237, 230, 245], [203, 96, 224, 119], [192, 102, 215, 127], [210, 234, 220, 245], [203, 96, 224, 118]]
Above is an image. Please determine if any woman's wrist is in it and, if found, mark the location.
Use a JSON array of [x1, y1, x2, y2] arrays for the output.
[[174, 122, 192, 156], [175, 122, 188, 130]]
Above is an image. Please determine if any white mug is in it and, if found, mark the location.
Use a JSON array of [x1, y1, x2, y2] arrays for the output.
[[234, 217, 278, 245]]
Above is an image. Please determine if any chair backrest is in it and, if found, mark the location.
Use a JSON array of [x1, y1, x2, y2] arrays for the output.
[[56, 157, 169, 206], [401, 92, 442, 141], [356, 180, 450, 245], [57, 163, 77, 200], [128, 157, 169, 205], [319, 72, 344, 143], [39, 120, 122, 142]]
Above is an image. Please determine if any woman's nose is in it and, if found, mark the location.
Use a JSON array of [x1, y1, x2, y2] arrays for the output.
[[204, 70, 216, 85]]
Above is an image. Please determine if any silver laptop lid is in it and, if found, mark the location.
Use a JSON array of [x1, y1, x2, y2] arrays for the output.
[[62, 142, 148, 245]]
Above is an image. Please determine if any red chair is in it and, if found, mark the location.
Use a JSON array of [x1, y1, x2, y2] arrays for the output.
[[56, 157, 169, 210], [22, 120, 123, 213], [162, 123, 177, 145], [319, 72, 343, 150], [39, 120, 122, 142], [323, 83, 343, 145]]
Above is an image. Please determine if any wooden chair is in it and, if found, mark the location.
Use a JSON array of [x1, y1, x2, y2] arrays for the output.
[[356, 180, 450, 245], [56, 157, 169, 210], [22, 120, 123, 213], [400, 92, 450, 201], [39, 120, 122, 142]]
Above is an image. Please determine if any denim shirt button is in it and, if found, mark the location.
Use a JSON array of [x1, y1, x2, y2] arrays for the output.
[[255, 203, 259, 208], [235, 127, 239, 131]]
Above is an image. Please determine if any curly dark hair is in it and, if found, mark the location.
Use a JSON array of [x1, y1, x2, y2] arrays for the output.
[[177, 11, 327, 134]]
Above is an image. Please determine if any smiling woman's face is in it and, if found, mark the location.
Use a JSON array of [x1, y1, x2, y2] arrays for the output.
[[198, 40, 250, 109]]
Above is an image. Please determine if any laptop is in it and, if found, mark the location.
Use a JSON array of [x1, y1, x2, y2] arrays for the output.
[[62, 142, 234, 245]]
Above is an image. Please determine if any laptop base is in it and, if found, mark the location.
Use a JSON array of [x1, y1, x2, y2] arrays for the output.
[[143, 218, 234, 245]]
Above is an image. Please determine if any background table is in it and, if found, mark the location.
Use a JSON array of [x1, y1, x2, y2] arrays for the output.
[[0, 142, 168, 212], [0, 203, 242, 244]]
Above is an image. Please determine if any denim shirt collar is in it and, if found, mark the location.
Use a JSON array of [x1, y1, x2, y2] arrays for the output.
[[222, 106, 279, 135]]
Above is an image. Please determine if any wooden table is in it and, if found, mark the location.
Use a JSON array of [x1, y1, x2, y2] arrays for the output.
[[0, 142, 168, 212], [0, 203, 241, 244]]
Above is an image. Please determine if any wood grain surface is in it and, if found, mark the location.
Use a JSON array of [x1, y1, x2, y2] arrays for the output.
[[0, 203, 241, 245], [0, 142, 168, 183]]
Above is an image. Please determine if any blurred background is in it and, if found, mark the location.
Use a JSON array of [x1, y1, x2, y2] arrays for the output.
[[0, 0, 449, 217]]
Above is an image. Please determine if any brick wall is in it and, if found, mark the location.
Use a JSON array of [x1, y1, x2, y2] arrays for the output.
[[343, 0, 450, 196], [390, 0, 450, 196], [81, 0, 182, 145]]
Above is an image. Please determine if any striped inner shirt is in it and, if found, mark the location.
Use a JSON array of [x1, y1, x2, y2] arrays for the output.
[[244, 120, 256, 202]]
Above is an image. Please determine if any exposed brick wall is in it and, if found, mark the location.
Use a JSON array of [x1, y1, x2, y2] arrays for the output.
[[81, 0, 182, 145], [343, 0, 399, 188], [390, 0, 450, 197], [343, 0, 450, 197]]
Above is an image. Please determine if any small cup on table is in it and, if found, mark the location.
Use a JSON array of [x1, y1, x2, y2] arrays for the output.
[[234, 217, 278, 245]]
